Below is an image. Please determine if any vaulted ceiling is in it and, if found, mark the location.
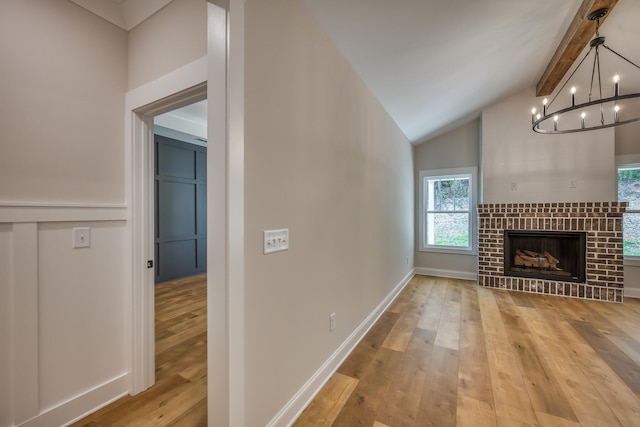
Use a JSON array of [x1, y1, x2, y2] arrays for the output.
[[302, 0, 640, 143], [74, 0, 640, 144]]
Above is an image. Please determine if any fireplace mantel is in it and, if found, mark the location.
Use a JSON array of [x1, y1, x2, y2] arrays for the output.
[[477, 202, 627, 302]]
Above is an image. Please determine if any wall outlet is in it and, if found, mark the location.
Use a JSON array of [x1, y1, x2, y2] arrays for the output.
[[329, 313, 336, 332], [569, 179, 577, 188], [510, 182, 518, 191]]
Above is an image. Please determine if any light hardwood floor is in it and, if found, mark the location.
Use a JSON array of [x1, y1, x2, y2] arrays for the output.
[[71, 274, 207, 427], [71, 274, 640, 426], [293, 275, 640, 427]]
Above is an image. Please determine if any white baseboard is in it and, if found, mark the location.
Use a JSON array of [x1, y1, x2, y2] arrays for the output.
[[266, 269, 415, 427], [414, 267, 477, 281], [17, 374, 128, 427], [624, 287, 640, 299]]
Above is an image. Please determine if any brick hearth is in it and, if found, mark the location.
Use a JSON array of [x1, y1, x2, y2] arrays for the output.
[[477, 202, 627, 302]]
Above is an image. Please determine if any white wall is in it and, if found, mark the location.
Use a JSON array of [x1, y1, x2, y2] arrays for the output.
[[127, 0, 207, 90], [37, 222, 127, 410], [0, 1, 131, 426], [0, 209, 128, 427], [482, 88, 616, 203], [243, 0, 414, 424], [0, 0, 127, 204], [414, 119, 480, 279]]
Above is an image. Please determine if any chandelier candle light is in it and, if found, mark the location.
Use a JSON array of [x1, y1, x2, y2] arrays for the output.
[[531, 8, 640, 134]]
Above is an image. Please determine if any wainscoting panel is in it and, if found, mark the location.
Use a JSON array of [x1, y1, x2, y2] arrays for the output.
[[0, 204, 129, 427]]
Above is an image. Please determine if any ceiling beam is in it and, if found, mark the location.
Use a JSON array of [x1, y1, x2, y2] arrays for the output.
[[536, 0, 618, 96]]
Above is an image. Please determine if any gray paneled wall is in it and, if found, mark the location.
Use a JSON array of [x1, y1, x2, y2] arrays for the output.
[[155, 135, 207, 283]]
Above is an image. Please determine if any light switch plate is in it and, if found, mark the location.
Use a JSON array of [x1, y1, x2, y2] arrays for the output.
[[264, 229, 289, 254], [72, 227, 91, 248]]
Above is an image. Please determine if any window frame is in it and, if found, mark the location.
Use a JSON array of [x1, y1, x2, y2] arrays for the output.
[[617, 163, 640, 261], [418, 167, 477, 254]]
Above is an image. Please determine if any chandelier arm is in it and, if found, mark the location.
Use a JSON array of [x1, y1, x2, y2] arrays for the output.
[[533, 92, 640, 133], [589, 46, 598, 101], [548, 46, 594, 109], [597, 47, 605, 124], [601, 45, 640, 71], [533, 115, 640, 134]]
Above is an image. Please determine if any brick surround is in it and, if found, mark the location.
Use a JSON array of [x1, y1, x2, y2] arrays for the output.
[[478, 202, 627, 302]]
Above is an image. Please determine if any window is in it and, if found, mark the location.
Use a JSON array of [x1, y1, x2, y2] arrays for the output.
[[419, 167, 477, 253], [618, 165, 640, 257]]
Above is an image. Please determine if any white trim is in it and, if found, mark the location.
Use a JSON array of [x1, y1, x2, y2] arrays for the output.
[[625, 258, 640, 267], [0, 204, 126, 223], [266, 269, 415, 427], [17, 374, 128, 427], [226, 1, 246, 425], [414, 267, 478, 281], [13, 223, 39, 423], [125, 57, 207, 111], [125, 59, 208, 395], [624, 287, 640, 298], [417, 167, 478, 254]]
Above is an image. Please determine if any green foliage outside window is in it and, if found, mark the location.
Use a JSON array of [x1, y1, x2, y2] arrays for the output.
[[426, 177, 470, 248], [618, 167, 640, 256]]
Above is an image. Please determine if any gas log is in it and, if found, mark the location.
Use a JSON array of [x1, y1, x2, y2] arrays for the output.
[[514, 249, 561, 270]]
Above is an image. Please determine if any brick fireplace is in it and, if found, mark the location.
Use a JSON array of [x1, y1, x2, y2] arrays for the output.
[[477, 202, 627, 302]]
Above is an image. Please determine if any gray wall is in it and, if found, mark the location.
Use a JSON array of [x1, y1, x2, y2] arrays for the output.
[[0, 1, 128, 425], [0, 0, 127, 203], [414, 119, 480, 278], [482, 88, 616, 204], [127, 0, 206, 90], [243, 0, 415, 424]]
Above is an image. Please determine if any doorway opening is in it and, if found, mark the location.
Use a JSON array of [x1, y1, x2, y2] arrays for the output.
[[151, 100, 209, 421], [126, 5, 236, 426], [153, 101, 208, 283]]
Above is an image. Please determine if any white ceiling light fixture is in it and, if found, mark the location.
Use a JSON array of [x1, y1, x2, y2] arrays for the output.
[[531, 8, 640, 134]]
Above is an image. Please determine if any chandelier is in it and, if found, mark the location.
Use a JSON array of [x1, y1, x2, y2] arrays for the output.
[[531, 8, 640, 134]]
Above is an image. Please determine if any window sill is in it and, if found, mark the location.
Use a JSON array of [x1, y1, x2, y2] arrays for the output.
[[624, 257, 640, 267], [419, 247, 477, 256]]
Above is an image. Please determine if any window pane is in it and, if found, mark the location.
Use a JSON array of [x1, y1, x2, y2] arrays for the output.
[[432, 179, 441, 211], [437, 179, 455, 211], [453, 178, 470, 210], [618, 167, 640, 210], [623, 213, 640, 256], [427, 212, 469, 247], [428, 178, 471, 212]]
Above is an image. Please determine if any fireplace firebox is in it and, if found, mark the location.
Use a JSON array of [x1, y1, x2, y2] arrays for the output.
[[504, 230, 586, 283]]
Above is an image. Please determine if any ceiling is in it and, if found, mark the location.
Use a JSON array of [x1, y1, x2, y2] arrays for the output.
[[300, 0, 640, 143], [73, 0, 640, 144], [70, 0, 172, 30], [155, 100, 208, 144]]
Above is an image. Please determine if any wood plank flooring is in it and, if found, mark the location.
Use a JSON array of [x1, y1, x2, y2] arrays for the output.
[[71, 274, 207, 427], [70, 274, 640, 426], [294, 275, 640, 427]]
